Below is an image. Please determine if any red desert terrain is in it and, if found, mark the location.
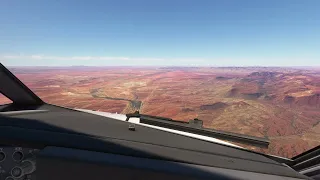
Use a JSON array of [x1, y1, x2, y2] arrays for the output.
[[2, 66, 320, 158]]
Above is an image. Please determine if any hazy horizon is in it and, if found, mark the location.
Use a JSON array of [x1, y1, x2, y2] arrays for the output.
[[5, 65, 320, 68]]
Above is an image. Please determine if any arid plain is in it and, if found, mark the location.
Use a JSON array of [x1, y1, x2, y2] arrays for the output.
[[3, 66, 320, 158]]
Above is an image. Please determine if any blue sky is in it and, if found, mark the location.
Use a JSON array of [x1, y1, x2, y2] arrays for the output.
[[1, 0, 320, 66]]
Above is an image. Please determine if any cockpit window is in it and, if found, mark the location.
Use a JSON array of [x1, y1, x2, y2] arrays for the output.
[[1, 1, 320, 158], [7, 66, 320, 158], [0, 93, 12, 105]]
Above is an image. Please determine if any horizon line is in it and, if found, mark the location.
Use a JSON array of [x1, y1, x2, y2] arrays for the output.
[[5, 65, 320, 68]]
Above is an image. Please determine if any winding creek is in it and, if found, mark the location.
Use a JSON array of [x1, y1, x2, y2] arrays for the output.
[[90, 88, 142, 110]]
